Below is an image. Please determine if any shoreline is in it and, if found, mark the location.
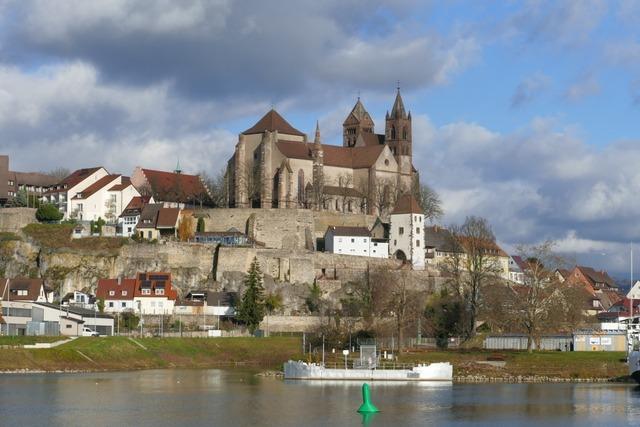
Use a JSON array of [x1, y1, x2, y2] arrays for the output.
[[0, 366, 634, 384]]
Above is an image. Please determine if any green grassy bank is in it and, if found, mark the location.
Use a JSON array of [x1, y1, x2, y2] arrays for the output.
[[0, 337, 629, 381], [0, 336, 302, 372]]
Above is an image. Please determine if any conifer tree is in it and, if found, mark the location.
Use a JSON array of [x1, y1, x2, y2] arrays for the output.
[[237, 257, 266, 334]]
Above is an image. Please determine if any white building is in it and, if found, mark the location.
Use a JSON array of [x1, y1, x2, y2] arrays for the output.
[[42, 167, 140, 222], [508, 255, 526, 284], [324, 226, 389, 258], [389, 194, 425, 270], [628, 281, 640, 300], [96, 278, 137, 314], [117, 195, 153, 237], [97, 273, 177, 316]]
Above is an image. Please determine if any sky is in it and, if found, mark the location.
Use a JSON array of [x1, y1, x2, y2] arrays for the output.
[[0, 0, 639, 277]]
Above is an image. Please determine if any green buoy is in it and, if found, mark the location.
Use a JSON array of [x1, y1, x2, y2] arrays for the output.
[[357, 383, 380, 413]]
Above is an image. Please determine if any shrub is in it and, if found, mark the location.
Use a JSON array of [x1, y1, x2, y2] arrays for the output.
[[35, 204, 63, 222]]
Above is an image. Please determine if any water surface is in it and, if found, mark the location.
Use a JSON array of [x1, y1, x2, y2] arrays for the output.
[[1, 369, 639, 426]]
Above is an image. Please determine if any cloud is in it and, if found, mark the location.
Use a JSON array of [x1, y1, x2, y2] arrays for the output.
[[2, 0, 478, 104], [412, 113, 640, 274], [564, 73, 600, 101], [510, 73, 551, 108]]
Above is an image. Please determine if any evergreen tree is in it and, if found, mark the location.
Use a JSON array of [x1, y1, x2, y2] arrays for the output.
[[237, 257, 266, 334], [196, 217, 205, 233]]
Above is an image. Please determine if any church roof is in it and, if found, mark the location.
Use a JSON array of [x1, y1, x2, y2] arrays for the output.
[[389, 90, 407, 119], [274, 140, 385, 169], [359, 132, 386, 147], [392, 194, 423, 215], [243, 109, 305, 136], [343, 98, 374, 125]]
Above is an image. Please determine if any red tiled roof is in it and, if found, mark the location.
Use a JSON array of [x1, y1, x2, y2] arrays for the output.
[[576, 266, 617, 288], [392, 194, 423, 215], [108, 177, 132, 191], [360, 132, 385, 147], [0, 278, 46, 301], [141, 169, 209, 204], [121, 195, 151, 213], [96, 278, 136, 301], [243, 109, 304, 136], [156, 208, 180, 228], [275, 140, 385, 169], [60, 167, 103, 188], [72, 175, 121, 200]]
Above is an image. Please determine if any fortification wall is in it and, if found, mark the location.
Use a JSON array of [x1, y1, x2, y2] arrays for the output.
[[0, 208, 36, 233]]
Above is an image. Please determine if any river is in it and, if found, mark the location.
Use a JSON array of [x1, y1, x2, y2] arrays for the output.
[[1, 369, 639, 426]]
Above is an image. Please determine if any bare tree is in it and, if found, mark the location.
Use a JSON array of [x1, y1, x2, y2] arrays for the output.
[[335, 173, 354, 213], [369, 178, 398, 218], [440, 217, 503, 339], [412, 182, 444, 223], [46, 167, 71, 182]]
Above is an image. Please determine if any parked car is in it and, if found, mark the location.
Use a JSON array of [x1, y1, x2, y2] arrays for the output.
[[81, 327, 99, 337]]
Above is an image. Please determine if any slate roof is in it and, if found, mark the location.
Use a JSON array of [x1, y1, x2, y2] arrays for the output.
[[325, 225, 371, 237], [424, 226, 459, 252], [242, 109, 305, 136], [136, 203, 163, 229]]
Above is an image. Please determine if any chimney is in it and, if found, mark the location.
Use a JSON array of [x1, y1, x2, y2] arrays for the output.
[[117, 276, 122, 286]]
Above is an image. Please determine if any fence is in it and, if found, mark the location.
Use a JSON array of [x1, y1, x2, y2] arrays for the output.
[[483, 335, 573, 351]]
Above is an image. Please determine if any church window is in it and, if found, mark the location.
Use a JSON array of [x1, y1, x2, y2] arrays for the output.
[[348, 200, 352, 212], [384, 159, 389, 166], [391, 126, 396, 139], [335, 199, 339, 210], [403, 127, 407, 139], [416, 240, 420, 247], [297, 170, 305, 206]]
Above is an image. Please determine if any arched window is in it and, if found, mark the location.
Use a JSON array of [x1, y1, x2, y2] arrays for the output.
[[391, 125, 396, 139], [402, 127, 407, 139], [335, 199, 339, 211], [297, 170, 305, 206]]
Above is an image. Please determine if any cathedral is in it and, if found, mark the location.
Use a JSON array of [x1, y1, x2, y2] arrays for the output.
[[227, 89, 418, 216]]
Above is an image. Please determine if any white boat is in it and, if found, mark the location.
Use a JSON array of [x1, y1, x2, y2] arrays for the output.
[[624, 316, 640, 382], [283, 360, 453, 381]]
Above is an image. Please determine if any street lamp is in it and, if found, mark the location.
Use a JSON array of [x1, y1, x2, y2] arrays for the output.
[[343, 349, 349, 370]]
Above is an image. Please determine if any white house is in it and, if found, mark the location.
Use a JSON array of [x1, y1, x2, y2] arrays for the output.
[[323, 226, 389, 258], [389, 194, 425, 270], [42, 167, 109, 219], [508, 255, 526, 284], [96, 278, 137, 314], [628, 281, 640, 300], [117, 195, 153, 237]]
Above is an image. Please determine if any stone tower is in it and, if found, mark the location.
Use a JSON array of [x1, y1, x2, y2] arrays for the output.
[[312, 121, 324, 210], [385, 88, 413, 191], [342, 98, 375, 147]]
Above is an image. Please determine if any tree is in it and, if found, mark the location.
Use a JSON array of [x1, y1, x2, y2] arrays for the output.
[[305, 281, 322, 314], [264, 292, 283, 336], [177, 215, 195, 241], [236, 257, 266, 334], [196, 217, 205, 233], [412, 183, 443, 223], [46, 167, 71, 182], [424, 289, 464, 349], [440, 216, 503, 339], [35, 204, 63, 222], [91, 217, 106, 235], [97, 297, 105, 313], [497, 242, 586, 352]]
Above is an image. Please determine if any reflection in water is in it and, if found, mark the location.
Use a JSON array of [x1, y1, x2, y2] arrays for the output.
[[1, 370, 639, 427]]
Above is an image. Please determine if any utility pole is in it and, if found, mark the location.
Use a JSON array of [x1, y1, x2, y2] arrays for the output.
[[632, 243, 635, 318]]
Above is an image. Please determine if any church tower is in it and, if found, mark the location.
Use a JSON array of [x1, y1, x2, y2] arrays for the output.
[[385, 87, 413, 191], [343, 98, 375, 147], [312, 121, 324, 210]]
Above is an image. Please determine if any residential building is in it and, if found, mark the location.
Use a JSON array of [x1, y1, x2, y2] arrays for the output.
[[389, 194, 425, 269], [0, 278, 53, 303], [96, 277, 136, 313], [135, 204, 185, 240], [131, 166, 211, 208], [564, 266, 622, 313], [508, 255, 527, 284], [324, 225, 388, 258], [424, 225, 458, 265], [33, 302, 114, 336], [174, 290, 237, 317], [67, 174, 140, 223], [0, 155, 58, 205], [133, 272, 178, 315], [117, 195, 153, 237], [61, 291, 95, 310], [226, 90, 417, 216]]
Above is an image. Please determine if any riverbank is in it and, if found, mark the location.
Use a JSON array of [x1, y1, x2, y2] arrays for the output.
[[0, 337, 631, 382]]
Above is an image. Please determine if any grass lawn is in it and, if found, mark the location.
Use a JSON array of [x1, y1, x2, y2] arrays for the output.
[[22, 223, 128, 253], [0, 336, 303, 372]]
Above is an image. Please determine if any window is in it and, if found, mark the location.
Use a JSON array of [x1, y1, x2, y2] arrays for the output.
[[297, 170, 305, 207], [66, 324, 72, 329], [155, 288, 164, 296], [109, 290, 115, 296], [122, 291, 127, 296], [416, 228, 420, 234], [121, 302, 126, 308], [142, 288, 151, 295], [351, 238, 355, 243], [17, 289, 28, 296], [416, 240, 420, 247], [109, 302, 114, 308], [394, 240, 397, 245], [399, 227, 404, 235]]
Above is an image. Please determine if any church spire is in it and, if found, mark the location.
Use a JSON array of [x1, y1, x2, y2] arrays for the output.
[[314, 120, 321, 145], [175, 157, 182, 174], [390, 87, 407, 120]]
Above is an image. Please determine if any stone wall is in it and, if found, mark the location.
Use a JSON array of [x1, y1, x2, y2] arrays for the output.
[[0, 208, 36, 233], [197, 208, 377, 249]]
